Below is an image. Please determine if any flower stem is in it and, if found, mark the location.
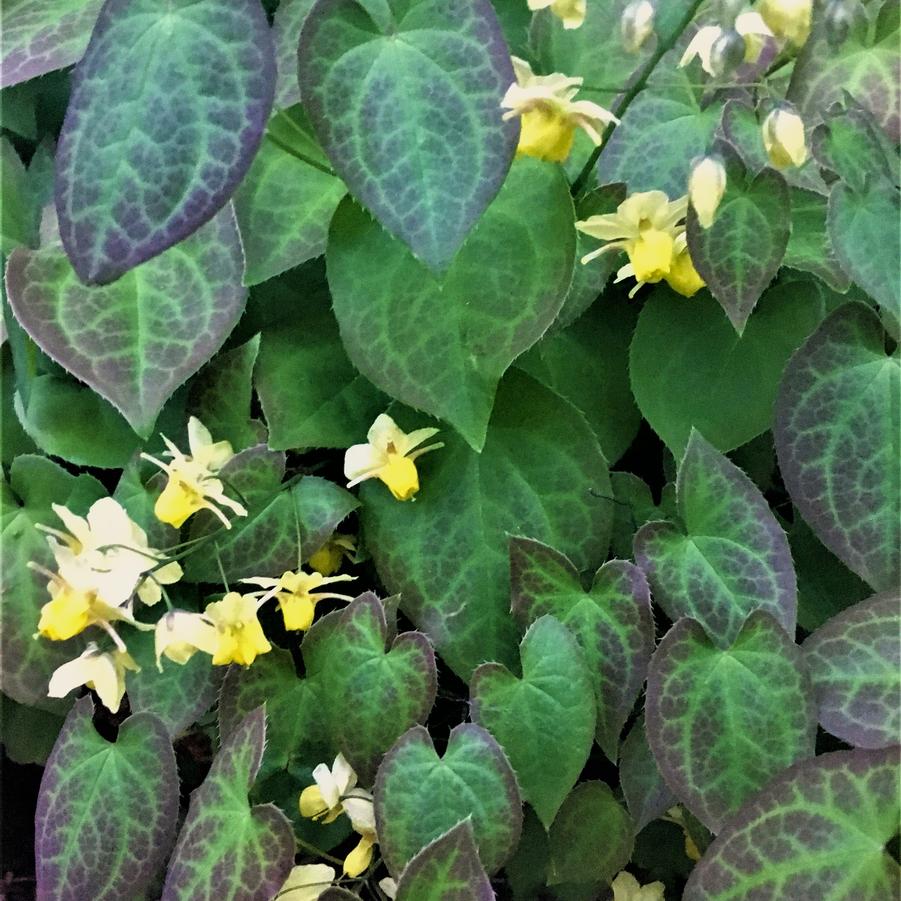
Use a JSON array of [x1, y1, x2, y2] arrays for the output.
[[295, 836, 345, 866]]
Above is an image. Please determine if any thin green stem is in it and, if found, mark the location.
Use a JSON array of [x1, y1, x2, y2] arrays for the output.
[[214, 543, 229, 593], [266, 132, 337, 177], [295, 836, 345, 866], [570, 0, 707, 198]]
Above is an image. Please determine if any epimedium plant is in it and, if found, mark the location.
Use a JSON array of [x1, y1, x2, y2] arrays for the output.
[[0, 0, 899, 897]]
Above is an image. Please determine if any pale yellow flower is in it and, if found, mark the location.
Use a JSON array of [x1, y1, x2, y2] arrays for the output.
[[757, 0, 812, 45], [762, 104, 808, 168], [688, 155, 727, 229], [48, 644, 139, 713], [679, 12, 773, 75], [344, 414, 443, 502], [611, 870, 666, 901], [241, 569, 356, 631], [154, 609, 219, 668], [141, 417, 247, 529], [528, 0, 585, 29], [501, 57, 619, 163], [274, 864, 336, 901], [665, 233, 707, 298], [621, 0, 656, 53], [204, 592, 271, 666], [308, 533, 356, 577]]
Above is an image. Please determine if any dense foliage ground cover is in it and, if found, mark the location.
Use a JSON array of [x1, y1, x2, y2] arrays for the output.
[[1, 0, 899, 898]]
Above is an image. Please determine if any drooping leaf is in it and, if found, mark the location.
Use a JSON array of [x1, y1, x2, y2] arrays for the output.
[[774, 302, 900, 592], [784, 188, 851, 294], [54, 0, 275, 284], [161, 708, 295, 901], [327, 158, 575, 451], [395, 820, 495, 901], [509, 538, 653, 761], [1, 137, 35, 253], [635, 431, 797, 648], [6, 210, 247, 438], [803, 592, 900, 750], [546, 782, 633, 888], [0, 695, 64, 766], [0, 455, 104, 711], [272, 0, 315, 109], [375, 724, 522, 877], [620, 715, 676, 833], [517, 295, 640, 465], [629, 284, 838, 455], [684, 748, 900, 901], [299, 0, 517, 271], [505, 808, 550, 901], [0, 0, 102, 89], [686, 149, 790, 334], [35, 698, 179, 901], [470, 616, 596, 829], [361, 370, 612, 679], [646, 612, 816, 833], [316, 593, 437, 784]]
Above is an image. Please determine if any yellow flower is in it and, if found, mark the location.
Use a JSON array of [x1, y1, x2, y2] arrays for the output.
[[621, 0, 656, 53], [300, 754, 370, 821], [47, 644, 139, 713], [141, 417, 247, 529], [308, 533, 357, 577], [665, 234, 706, 297], [241, 569, 356, 631], [611, 870, 666, 901], [577, 190, 695, 296], [274, 864, 336, 901], [688, 155, 727, 229], [501, 58, 618, 163], [344, 414, 443, 502], [757, 0, 812, 45], [203, 592, 271, 666], [343, 831, 376, 877], [762, 104, 808, 169], [679, 12, 773, 76], [528, 0, 585, 29], [154, 609, 220, 668]]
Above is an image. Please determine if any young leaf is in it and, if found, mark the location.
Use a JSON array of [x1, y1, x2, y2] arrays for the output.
[[375, 724, 522, 877], [161, 708, 295, 901], [635, 431, 797, 648], [299, 0, 517, 271], [360, 370, 612, 679], [470, 615, 597, 829], [547, 782, 633, 887], [317, 593, 437, 784], [327, 158, 575, 451], [646, 612, 816, 833], [395, 820, 495, 901], [803, 592, 900, 750], [6, 210, 247, 438], [684, 748, 900, 900], [509, 538, 653, 762], [35, 698, 179, 901], [774, 303, 900, 593], [55, 0, 275, 284]]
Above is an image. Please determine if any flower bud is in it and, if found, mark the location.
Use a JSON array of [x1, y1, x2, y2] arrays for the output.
[[710, 28, 747, 76], [621, 0, 656, 53], [688, 155, 727, 229], [762, 104, 808, 169], [757, 0, 813, 47], [824, 0, 867, 47]]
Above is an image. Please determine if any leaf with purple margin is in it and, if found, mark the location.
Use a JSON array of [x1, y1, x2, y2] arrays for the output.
[[620, 714, 677, 833], [327, 158, 575, 451], [509, 537, 653, 762], [634, 430, 797, 648], [684, 747, 900, 901], [546, 781, 633, 887], [395, 820, 495, 901], [374, 724, 522, 878], [316, 592, 437, 784], [35, 698, 179, 901], [161, 708, 294, 901], [299, 0, 517, 271], [784, 188, 851, 294], [0, 0, 102, 89], [1, 455, 104, 711], [55, 0, 274, 284], [686, 148, 790, 335], [803, 592, 900, 750], [6, 209, 247, 437], [470, 615, 596, 829], [774, 302, 900, 593], [646, 612, 816, 833]]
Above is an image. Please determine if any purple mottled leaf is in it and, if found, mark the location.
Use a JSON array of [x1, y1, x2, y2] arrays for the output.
[[635, 430, 796, 648], [299, 0, 517, 271], [36, 698, 179, 901], [646, 612, 816, 833], [620, 715, 677, 833], [1, 0, 103, 89], [6, 209, 246, 438], [685, 747, 900, 900], [396, 820, 495, 901], [161, 708, 294, 901], [803, 592, 901, 750], [55, 0, 275, 284], [774, 303, 900, 593]]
